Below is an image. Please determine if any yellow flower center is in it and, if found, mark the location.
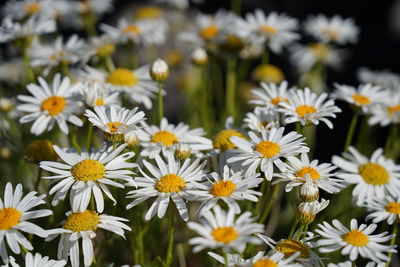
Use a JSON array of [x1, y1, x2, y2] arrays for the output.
[[322, 28, 340, 40], [387, 105, 400, 115], [275, 239, 310, 258], [211, 226, 238, 243], [270, 97, 288, 105], [342, 230, 369, 247], [106, 68, 138, 86], [358, 163, 389, 185], [95, 98, 104, 106], [259, 25, 277, 35], [134, 6, 162, 19], [309, 43, 328, 59], [25, 3, 41, 15], [295, 166, 321, 180], [255, 141, 280, 158], [200, 24, 219, 40], [352, 94, 370, 106], [210, 181, 236, 197], [63, 210, 100, 232], [155, 174, 185, 193], [24, 139, 58, 163], [106, 121, 125, 133], [122, 24, 142, 35], [385, 202, 400, 214], [0, 208, 21, 230], [253, 259, 278, 267], [213, 129, 246, 151], [252, 64, 284, 84], [71, 159, 106, 182], [151, 131, 179, 147], [96, 43, 115, 57], [41, 96, 66, 116], [296, 105, 317, 118]]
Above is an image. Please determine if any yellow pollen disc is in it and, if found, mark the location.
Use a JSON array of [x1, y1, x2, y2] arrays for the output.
[[96, 43, 115, 57], [95, 98, 104, 106], [106, 68, 137, 86], [155, 174, 185, 193], [385, 202, 400, 214], [296, 105, 317, 118], [122, 24, 141, 35], [352, 94, 370, 105], [387, 105, 400, 115], [134, 6, 162, 19], [270, 97, 288, 105], [25, 3, 41, 15], [106, 121, 124, 133], [211, 226, 238, 243], [0, 208, 21, 230], [63, 210, 100, 232], [213, 129, 246, 151], [342, 230, 369, 247], [358, 163, 389, 185], [309, 43, 328, 58], [255, 141, 280, 158], [71, 159, 106, 182], [200, 24, 219, 40], [41, 96, 66, 116], [275, 239, 310, 258], [296, 166, 321, 180], [259, 25, 277, 35], [252, 64, 284, 84], [253, 259, 278, 267], [210, 181, 236, 197], [151, 131, 178, 147]]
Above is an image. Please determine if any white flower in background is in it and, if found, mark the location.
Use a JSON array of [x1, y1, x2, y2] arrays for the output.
[[4, 252, 66, 267], [0, 60, 25, 84], [85, 105, 145, 143], [17, 74, 83, 135], [2, 0, 53, 20], [304, 15, 360, 45], [297, 199, 330, 224], [366, 196, 400, 225], [77, 65, 158, 109], [80, 81, 120, 107], [187, 206, 263, 253], [275, 153, 344, 194], [327, 261, 386, 267], [74, 0, 114, 15], [137, 118, 212, 158], [188, 165, 263, 215], [316, 219, 396, 262], [157, 0, 189, 9], [40, 143, 137, 213], [126, 154, 206, 221], [240, 9, 299, 53], [211, 117, 247, 153], [84, 35, 116, 62], [333, 83, 389, 112], [368, 92, 400, 126], [228, 127, 309, 180], [242, 106, 280, 132], [357, 68, 400, 90], [279, 87, 341, 128], [0, 183, 52, 264], [332, 147, 400, 206], [0, 16, 56, 43], [250, 81, 291, 109], [46, 210, 130, 267]]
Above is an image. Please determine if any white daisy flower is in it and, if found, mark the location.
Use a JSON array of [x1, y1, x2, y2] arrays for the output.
[[84, 105, 145, 143], [366, 196, 400, 225], [3, 252, 66, 267], [327, 261, 386, 267], [242, 106, 280, 132], [157, 0, 189, 9], [332, 147, 400, 206], [357, 68, 400, 90], [17, 74, 83, 135], [187, 205, 263, 253], [77, 65, 158, 109], [304, 15, 360, 45], [367, 92, 400, 126], [40, 143, 137, 213], [278, 87, 341, 128], [126, 154, 206, 221], [187, 165, 263, 215], [3, 0, 53, 20], [46, 210, 130, 267], [333, 83, 389, 112], [211, 117, 247, 153], [0, 183, 52, 264], [137, 118, 212, 159], [75, 0, 113, 15], [240, 9, 299, 53], [86, 35, 116, 61], [275, 153, 344, 194], [228, 127, 309, 180], [249, 81, 291, 109], [80, 81, 120, 108], [316, 219, 396, 262]]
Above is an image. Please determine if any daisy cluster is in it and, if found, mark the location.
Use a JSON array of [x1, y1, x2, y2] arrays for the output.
[[0, 0, 399, 266]]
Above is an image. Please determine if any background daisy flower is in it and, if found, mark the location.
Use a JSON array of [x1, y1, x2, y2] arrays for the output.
[[366, 196, 400, 225], [80, 81, 120, 108], [5, 252, 66, 267], [367, 92, 400, 126], [250, 80, 291, 110], [242, 106, 280, 132]]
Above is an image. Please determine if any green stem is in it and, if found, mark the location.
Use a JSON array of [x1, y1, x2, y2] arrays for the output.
[[295, 122, 304, 135], [136, 221, 145, 265], [105, 55, 115, 72], [158, 82, 164, 123], [261, 46, 269, 65], [130, 44, 138, 69], [86, 123, 93, 152], [199, 66, 211, 133], [22, 41, 35, 83], [34, 167, 42, 192], [344, 113, 358, 152], [386, 223, 398, 267], [258, 184, 280, 224], [225, 58, 237, 119], [296, 224, 305, 240], [60, 62, 70, 77], [288, 219, 298, 239], [254, 180, 267, 217], [223, 252, 229, 267], [385, 124, 399, 157], [164, 207, 175, 267]]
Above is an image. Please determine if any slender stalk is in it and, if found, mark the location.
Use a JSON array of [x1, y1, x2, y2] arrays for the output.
[[164, 207, 175, 267], [296, 224, 305, 240], [288, 219, 298, 239], [34, 167, 42, 192], [136, 221, 145, 265], [385, 124, 398, 157], [254, 180, 267, 217], [386, 223, 398, 267], [225, 58, 237, 119], [86, 123, 93, 152], [223, 252, 229, 267], [22, 40, 35, 83], [261, 47, 269, 65], [199, 66, 211, 133], [70, 127, 81, 152], [158, 82, 164, 123], [258, 184, 280, 224], [130, 44, 138, 69], [105, 55, 115, 72], [344, 113, 358, 152]]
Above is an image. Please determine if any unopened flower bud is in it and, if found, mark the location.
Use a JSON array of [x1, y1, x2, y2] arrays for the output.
[[150, 58, 169, 82], [299, 182, 319, 202], [191, 48, 208, 65], [0, 98, 13, 113], [124, 131, 139, 149], [297, 199, 329, 224], [174, 144, 191, 160], [25, 140, 58, 163], [0, 147, 11, 160]]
